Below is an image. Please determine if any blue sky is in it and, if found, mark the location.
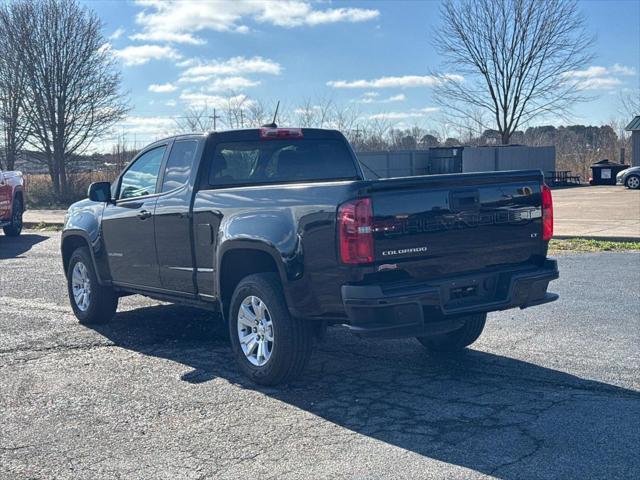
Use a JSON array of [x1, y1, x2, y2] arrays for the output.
[[86, 0, 640, 148]]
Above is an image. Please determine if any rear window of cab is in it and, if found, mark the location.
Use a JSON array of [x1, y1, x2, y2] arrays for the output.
[[206, 138, 359, 187]]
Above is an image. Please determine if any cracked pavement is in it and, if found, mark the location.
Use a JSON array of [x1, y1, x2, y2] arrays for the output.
[[1, 232, 639, 479]]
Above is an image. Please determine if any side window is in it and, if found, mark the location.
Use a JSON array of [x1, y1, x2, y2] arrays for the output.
[[162, 140, 197, 192], [119, 146, 166, 200]]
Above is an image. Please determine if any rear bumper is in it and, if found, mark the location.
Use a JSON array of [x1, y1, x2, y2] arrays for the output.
[[341, 259, 559, 338]]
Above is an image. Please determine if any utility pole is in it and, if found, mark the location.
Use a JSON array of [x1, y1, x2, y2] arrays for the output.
[[210, 108, 221, 131]]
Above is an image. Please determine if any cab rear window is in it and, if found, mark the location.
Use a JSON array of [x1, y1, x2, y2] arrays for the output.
[[206, 139, 358, 187]]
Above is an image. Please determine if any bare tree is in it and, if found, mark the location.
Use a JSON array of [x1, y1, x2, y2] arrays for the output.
[[433, 0, 593, 144], [174, 105, 219, 133], [331, 104, 361, 135], [0, 5, 29, 170], [224, 94, 251, 129], [3, 0, 128, 200], [619, 89, 640, 120], [294, 96, 335, 128], [295, 98, 320, 128], [109, 134, 137, 172]]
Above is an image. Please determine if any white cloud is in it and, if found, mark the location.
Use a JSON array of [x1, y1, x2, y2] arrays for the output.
[[109, 27, 125, 40], [166, 100, 177, 107], [562, 64, 635, 90], [571, 77, 623, 90], [131, 31, 206, 45], [354, 93, 406, 104], [113, 44, 181, 66], [178, 56, 281, 87], [206, 77, 261, 92], [119, 115, 176, 135], [180, 56, 281, 79], [368, 107, 439, 120], [148, 82, 178, 93], [328, 74, 463, 89], [258, 4, 379, 27], [611, 63, 636, 76], [563, 66, 609, 79], [179, 92, 253, 109], [131, 0, 379, 44]]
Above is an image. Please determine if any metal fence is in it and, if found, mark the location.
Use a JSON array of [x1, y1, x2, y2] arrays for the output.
[[357, 146, 555, 179]]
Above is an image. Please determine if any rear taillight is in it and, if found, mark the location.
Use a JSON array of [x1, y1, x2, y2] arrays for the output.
[[338, 198, 374, 264], [260, 127, 303, 140], [541, 184, 553, 241]]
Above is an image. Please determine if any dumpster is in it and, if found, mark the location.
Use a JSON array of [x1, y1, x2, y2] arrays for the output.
[[590, 159, 629, 185]]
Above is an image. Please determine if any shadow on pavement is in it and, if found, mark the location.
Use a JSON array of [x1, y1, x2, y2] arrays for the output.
[[0, 233, 48, 259], [89, 303, 640, 479]]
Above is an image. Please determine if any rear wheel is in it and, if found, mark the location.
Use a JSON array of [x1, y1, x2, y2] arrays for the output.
[[228, 273, 313, 385], [3, 197, 23, 237], [67, 247, 118, 325], [416, 313, 486, 352], [625, 175, 640, 190]]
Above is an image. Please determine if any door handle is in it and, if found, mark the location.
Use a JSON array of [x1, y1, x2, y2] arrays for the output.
[[137, 209, 152, 220]]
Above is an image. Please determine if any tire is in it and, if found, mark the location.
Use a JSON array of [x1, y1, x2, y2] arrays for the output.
[[3, 197, 23, 237], [416, 313, 487, 352], [67, 247, 118, 325], [625, 175, 640, 190], [228, 273, 313, 386]]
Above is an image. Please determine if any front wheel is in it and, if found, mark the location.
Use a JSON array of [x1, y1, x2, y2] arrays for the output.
[[416, 313, 486, 352], [3, 197, 23, 237], [625, 175, 640, 190], [67, 247, 118, 325], [228, 273, 313, 385]]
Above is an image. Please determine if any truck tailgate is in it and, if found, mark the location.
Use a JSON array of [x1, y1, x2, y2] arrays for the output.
[[367, 170, 545, 280]]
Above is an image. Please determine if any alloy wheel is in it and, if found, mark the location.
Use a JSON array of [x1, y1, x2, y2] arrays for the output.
[[237, 295, 274, 366], [72, 261, 92, 312]]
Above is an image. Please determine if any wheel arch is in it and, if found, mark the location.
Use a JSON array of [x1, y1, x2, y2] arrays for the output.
[[626, 174, 640, 188], [217, 242, 288, 321], [61, 230, 108, 284]]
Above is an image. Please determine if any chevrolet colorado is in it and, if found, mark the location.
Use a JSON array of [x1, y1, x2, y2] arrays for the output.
[[0, 167, 25, 236], [62, 127, 558, 385]]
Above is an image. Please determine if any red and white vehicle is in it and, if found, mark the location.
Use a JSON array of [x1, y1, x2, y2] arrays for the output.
[[0, 167, 25, 236]]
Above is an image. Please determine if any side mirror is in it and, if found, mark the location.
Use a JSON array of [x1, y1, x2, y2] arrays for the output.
[[88, 181, 112, 203]]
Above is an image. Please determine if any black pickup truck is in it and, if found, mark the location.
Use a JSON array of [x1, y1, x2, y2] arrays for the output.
[[62, 127, 558, 385]]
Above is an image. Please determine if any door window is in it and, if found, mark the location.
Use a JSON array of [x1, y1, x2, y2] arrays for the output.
[[161, 140, 198, 192], [119, 146, 166, 199]]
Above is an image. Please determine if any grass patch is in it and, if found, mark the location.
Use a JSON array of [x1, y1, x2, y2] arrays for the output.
[[25, 222, 64, 232], [549, 238, 640, 254]]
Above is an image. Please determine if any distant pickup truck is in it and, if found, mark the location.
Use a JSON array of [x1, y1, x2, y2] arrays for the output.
[[61, 127, 559, 385], [0, 168, 25, 236]]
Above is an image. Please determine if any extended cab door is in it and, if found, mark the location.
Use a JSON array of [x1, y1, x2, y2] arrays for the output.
[[101, 144, 167, 288], [155, 139, 201, 294]]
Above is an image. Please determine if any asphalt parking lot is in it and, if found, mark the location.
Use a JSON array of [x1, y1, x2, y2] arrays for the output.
[[1, 232, 639, 479]]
